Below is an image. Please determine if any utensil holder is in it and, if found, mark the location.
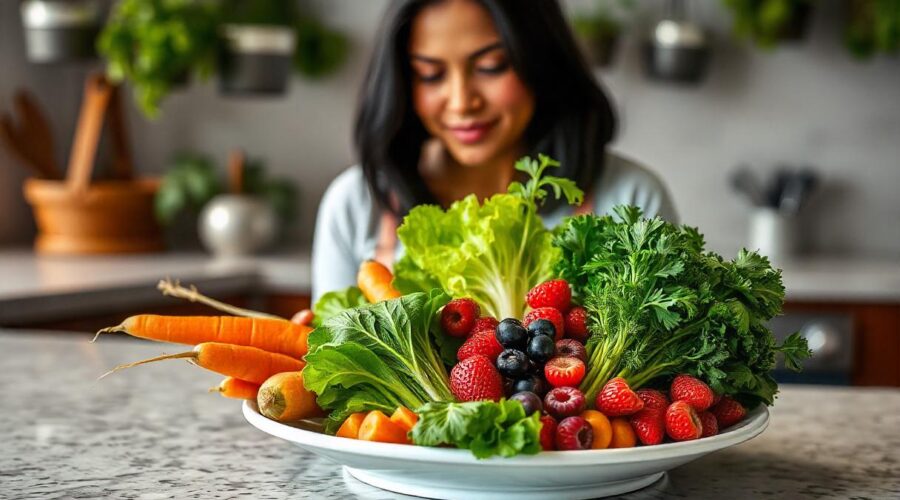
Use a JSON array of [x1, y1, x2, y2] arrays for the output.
[[22, 73, 163, 254], [749, 208, 797, 263]]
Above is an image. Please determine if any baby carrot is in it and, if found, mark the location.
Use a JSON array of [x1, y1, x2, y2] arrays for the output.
[[357, 260, 401, 303], [100, 342, 305, 384], [93, 315, 312, 359], [211, 377, 260, 400]]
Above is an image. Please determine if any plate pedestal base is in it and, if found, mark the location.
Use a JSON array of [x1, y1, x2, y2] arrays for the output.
[[344, 466, 665, 500]]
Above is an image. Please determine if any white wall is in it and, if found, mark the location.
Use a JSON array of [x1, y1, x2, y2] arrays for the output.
[[1, 0, 898, 259]]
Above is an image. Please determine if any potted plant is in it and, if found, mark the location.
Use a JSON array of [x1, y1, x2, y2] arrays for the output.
[[844, 0, 900, 60], [722, 0, 815, 49], [20, 0, 102, 63], [570, 1, 632, 67], [97, 0, 219, 118], [217, 0, 298, 95], [293, 15, 349, 78]]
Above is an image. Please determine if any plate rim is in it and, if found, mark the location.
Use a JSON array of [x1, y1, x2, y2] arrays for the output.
[[242, 401, 769, 465]]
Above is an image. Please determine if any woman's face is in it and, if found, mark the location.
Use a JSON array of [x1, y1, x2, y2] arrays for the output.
[[408, 0, 534, 169]]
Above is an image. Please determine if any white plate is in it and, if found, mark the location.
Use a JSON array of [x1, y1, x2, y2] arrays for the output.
[[243, 401, 769, 500]]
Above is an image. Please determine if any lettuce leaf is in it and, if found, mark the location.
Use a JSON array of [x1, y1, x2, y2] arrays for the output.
[[411, 399, 542, 459], [395, 155, 583, 320], [311, 286, 368, 328], [304, 290, 455, 433]]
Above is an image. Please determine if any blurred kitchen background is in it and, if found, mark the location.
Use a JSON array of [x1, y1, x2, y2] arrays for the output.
[[0, 0, 898, 387]]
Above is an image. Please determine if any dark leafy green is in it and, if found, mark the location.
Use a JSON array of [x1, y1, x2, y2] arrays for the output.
[[311, 286, 368, 328], [554, 205, 810, 407]]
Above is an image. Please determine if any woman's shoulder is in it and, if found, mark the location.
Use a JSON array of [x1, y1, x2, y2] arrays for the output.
[[319, 165, 374, 219], [594, 151, 679, 223]]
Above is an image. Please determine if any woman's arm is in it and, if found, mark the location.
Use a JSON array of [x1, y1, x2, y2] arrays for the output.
[[311, 167, 369, 302]]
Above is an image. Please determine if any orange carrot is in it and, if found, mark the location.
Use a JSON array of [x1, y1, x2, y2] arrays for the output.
[[257, 371, 322, 422], [357, 260, 401, 303], [336, 412, 368, 439], [389, 406, 419, 433], [94, 315, 312, 359], [358, 410, 410, 444], [211, 377, 260, 400], [99, 342, 305, 384]]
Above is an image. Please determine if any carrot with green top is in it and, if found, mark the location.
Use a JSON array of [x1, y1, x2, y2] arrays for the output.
[[357, 260, 401, 303], [99, 342, 305, 384], [93, 315, 312, 359]]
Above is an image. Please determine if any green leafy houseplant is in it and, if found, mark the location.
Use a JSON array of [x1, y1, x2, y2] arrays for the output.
[[844, 0, 900, 59], [722, 0, 814, 49], [97, 0, 219, 118], [570, 0, 632, 67], [154, 153, 296, 227]]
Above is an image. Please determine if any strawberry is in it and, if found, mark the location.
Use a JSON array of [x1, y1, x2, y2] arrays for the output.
[[526, 279, 572, 312], [670, 374, 715, 412], [523, 307, 565, 341], [441, 298, 480, 337], [596, 377, 644, 417], [665, 400, 702, 441], [472, 316, 499, 333], [543, 356, 586, 388], [564, 306, 589, 343], [539, 415, 558, 451], [636, 388, 669, 410], [449, 355, 503, 402], [699, 411, 718, 438], [711, 396, 747, 429], [630, 407, 665, 446], [456, 327, 503, 362]]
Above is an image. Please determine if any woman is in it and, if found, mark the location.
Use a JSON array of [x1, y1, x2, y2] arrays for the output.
[[311, 0, 677, 302]]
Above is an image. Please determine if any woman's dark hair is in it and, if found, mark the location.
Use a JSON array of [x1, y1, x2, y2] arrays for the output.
[[354, 0, 617, 215]]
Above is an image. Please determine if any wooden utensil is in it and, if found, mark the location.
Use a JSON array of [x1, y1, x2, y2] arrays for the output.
[[66, 73, 114, 194], [14, 90, 60, 179], [228, 149, 246, 194]]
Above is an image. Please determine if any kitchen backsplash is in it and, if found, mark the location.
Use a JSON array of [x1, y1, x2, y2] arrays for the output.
[[1, 0, 898, 258]]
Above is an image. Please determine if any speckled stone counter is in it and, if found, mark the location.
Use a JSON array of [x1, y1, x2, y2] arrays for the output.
[[3, 332, 899, 499]]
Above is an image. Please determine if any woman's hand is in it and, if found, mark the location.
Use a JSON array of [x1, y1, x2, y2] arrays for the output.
[[291, 309, 315, 326]]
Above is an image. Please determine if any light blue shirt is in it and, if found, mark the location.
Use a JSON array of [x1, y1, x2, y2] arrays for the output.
[[311, 152, 678, 301]]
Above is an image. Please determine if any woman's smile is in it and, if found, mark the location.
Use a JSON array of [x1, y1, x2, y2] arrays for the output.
[[445, 118, 499, 144]]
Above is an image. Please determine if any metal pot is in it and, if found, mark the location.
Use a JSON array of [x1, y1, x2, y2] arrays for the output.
[[20, 0, 101, 63], [643, 12, 710, 84], [218, 24, 296, 95], [198, 194, 277, 257]]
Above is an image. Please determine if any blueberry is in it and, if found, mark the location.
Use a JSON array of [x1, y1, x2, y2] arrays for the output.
[[527, 334, 556, 364], [527, 319, 556, 340], [496, 318, 528, 349], [496, 349, 529, 378], [510, 391, 543, 416], [512, 375, 549, 397]]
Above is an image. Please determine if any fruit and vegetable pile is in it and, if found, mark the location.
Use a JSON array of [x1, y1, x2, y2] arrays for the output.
[[96, 155, 810, 459]]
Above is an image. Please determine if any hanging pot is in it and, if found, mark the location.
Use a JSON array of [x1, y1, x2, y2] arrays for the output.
[[20, 0, 101, 64], [643, 19, 710, 84], [218, 24, 296, 96]]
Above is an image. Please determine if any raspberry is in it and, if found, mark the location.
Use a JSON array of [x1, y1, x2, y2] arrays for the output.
[[665, 400, 702, 441], [564, 306, 589, 343], [526, 279, 572, 312], [710, 396, 747, 429], [554, 339, 587, 362], [636, 388, 669, 410], [456, 328, 503, 362], [699, 411, 718, 438], [543, 386, 586, 419], [539, 415, 557, 451], [555, 416, 593, 450], [596, 377, 644, 417], [543, 356, 586, 388], [670, 374, 715, 412], [523, 307, 565, 341], [630, 407, 665, 445], [449, 355, 503, 402], [440, 298, 480, 337]]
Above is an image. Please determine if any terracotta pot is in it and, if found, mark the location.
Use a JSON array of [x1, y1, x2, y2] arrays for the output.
[[23, 178, 164, 254]]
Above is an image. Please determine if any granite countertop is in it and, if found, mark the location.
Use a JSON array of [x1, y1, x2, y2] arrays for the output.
[[3, 331, 899, 499]]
